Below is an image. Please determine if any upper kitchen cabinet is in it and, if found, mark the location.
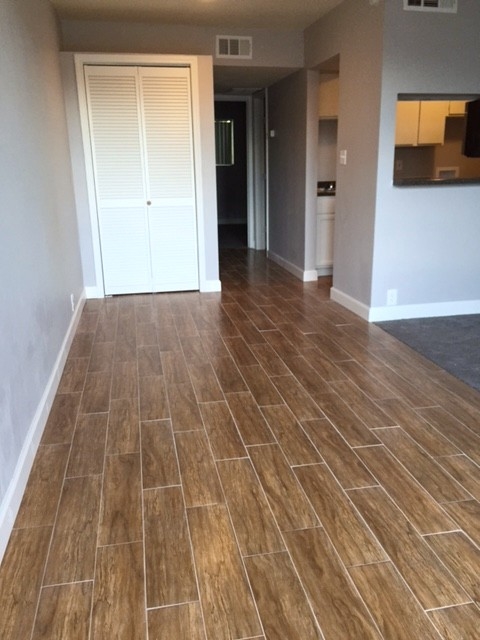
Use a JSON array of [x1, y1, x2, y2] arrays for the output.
[[448, 100, 467, 116], [395, 100, 449, 146], [393, 95, 480, 186], [318, 76, 339, 119], [418, 101, 449, 145], [395, 101, 420, 146]]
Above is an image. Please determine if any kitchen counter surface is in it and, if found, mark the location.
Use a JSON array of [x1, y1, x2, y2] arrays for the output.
[[317, 180, 336, 196], [394, 177, 480, 187]]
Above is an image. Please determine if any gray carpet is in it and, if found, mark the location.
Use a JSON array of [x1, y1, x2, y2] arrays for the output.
[[377, 314, 480, 391]]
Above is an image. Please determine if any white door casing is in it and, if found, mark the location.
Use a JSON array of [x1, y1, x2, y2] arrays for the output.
[[214, 93, 267, 251]]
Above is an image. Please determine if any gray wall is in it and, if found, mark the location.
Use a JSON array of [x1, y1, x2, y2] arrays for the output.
[[394, 146, 435, 181], [0, 0, 83, 533], [306, 0, 480, 316], [60, 19, 304, 70], [60, 53, 96, 287], [305, 70, 321, 273], [268, 69, 317, 273], [317, 120, 338, 182], [305, 0, 385, 306], [372, 0, 480, 310]]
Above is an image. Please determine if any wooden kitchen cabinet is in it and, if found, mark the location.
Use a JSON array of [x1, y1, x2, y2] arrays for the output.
[[448, 100, 466, 116], [395, 100, 448, 146], [417, 101, 449, 144], [395, 101, 420, 145], [318, 76, 339, 119]]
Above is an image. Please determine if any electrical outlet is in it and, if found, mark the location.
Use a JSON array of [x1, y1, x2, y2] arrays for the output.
[[339, 149, 347, 165], [70, 293, 75, 312], [386, 289, 398, 306]]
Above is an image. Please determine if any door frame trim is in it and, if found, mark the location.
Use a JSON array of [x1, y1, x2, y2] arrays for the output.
[[214, 93, 266, 250], [74, 52, 216, 296]]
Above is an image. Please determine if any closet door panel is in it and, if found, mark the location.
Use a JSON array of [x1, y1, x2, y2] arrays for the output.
[[140, 67, 195, 197], [86, 68, 145, 200], [140, 67, 199, 291], [85, 66, 150, 295], [97, 206, 151, 295], [149, 203, 199, 292]]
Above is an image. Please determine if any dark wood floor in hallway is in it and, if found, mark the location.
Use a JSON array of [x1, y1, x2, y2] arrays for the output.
[[1, 249, 480, 639]]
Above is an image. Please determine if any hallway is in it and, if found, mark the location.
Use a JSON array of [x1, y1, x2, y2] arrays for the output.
[[1, 249, 480, 639]]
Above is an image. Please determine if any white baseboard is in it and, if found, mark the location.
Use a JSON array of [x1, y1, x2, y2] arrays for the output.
[[316, 266, 333, 277], [87, 283, 223, 296], [85, 285, 103, 299], [369, 299, 480, 322], [0, 291, 86, 563], [267, 251, 318, 282], [331, 287, 480, 323], [330, 287, 370, 321], [200, 279, 222, 293], [303, 269, 319, 282]]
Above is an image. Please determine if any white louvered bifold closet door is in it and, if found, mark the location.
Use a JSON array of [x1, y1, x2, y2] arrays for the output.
[[140, 67, 199, 292], [84, 65, 199, 295]]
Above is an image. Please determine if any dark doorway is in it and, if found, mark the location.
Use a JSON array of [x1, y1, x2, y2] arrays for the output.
[[215, 100, 248, 249]]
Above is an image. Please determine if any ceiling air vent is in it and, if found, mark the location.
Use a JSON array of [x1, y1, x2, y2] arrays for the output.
[[404, 0, 457, 12], [216, 36, 252, 60]]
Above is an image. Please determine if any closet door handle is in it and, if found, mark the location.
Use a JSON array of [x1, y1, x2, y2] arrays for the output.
[[146, 200, 152, 206]]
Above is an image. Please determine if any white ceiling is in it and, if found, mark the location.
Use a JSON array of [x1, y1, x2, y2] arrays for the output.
[[50, 0, 344, 30]]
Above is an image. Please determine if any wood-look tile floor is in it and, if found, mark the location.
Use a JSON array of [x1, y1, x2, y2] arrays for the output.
[[2, 249, 480, 639]]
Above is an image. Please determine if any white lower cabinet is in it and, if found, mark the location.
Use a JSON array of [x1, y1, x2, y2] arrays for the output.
[[316, 196, 335, 275]]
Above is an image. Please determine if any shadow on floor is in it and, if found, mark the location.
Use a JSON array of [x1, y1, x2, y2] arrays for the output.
[[218, 224, 247, 249]]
